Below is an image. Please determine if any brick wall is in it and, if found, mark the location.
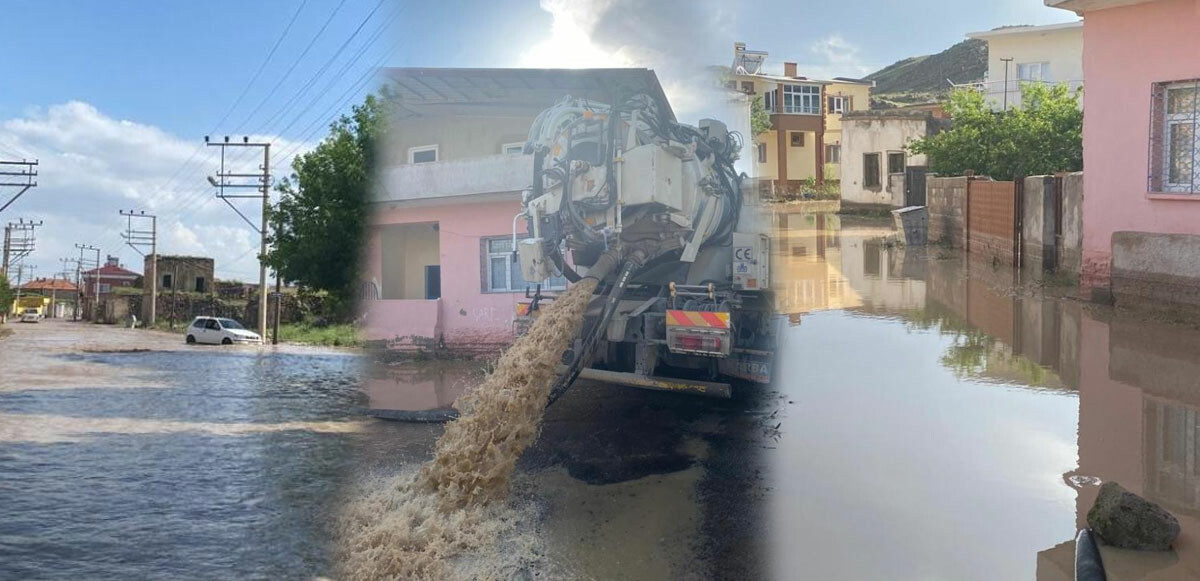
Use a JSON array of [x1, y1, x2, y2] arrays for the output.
[[967, 180, 1018, 266], [927, 176, 969, 247]]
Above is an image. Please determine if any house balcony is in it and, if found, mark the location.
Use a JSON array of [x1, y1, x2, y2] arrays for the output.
[[955, 79, 1084, 109], [375, 154, 534, 204]]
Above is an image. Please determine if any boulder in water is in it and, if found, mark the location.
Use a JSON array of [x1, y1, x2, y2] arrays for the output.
[[1087, 481, 1180, 551]]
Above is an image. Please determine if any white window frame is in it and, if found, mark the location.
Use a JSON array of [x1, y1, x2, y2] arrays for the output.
[[1160, 81, 1199, 193], [483, 237, 567, 293], [764, 90, 776, 114], [408, 144, 438, 164], [1017, 62, 1050, 82], [757, 142, 767, 164], [782, 84, 821, 115], [98, 283, 112, 294], [501, 142, 524, 155], [829, 95, 849, 114], [825, 144, 841, 164]]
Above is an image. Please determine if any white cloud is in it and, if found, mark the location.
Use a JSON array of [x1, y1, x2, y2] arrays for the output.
[[519, 0, 741, 123], [807, 34, 874, 80], [0, 102, 313, 284]]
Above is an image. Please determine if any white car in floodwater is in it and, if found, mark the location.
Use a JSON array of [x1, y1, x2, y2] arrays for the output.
[[19, 308, 42, 323], [186, 316, 263, 345]]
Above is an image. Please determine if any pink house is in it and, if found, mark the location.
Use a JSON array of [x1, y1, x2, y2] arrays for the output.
[[1048, 0, 1200, 305], [363, 68, 668, 353]]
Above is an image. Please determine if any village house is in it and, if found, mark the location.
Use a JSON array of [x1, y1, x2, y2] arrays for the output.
[[15, 277, 78, 318], [965, 21, 1084, 110], [79, 256, 140, 321], [839, 110, 945, 207], [1047, 0, 1200, 307], [362, 68, 675, 352], [727, 42, 873, 192], [144, 255, 214, 295]]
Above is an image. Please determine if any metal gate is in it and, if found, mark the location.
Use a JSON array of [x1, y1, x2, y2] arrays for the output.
[[905, 166, 928, 206]]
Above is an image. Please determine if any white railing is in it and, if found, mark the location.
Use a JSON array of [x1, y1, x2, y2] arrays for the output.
[[952, 79, 1084, 109], [375, 154, 534, 203]]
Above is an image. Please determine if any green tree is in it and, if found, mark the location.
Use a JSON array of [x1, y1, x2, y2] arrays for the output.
[[749, 94, 772, 138], [0, 276, 12, 317], [266, 92, 387, 320], [909, 83, 1082, 181]]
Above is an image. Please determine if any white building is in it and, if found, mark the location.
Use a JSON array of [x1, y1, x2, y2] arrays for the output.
[[840, 111, 941, 207], [965, 21, 1084, 110]]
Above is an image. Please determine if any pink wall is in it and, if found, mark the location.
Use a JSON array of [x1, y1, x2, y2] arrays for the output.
[[365, 198, 527, 351], [1080, 0, 1200, 288]]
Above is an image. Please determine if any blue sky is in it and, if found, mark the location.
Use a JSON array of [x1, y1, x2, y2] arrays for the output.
[[0, 0, 1077, 283]]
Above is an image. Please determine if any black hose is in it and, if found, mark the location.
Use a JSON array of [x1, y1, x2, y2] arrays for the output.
[[545, 260, 638, 407], [366, 407, 459, 423]]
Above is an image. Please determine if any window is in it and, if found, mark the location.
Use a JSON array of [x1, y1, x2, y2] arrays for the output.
[[825, 144, 841, 164], [740, 81, 754, 94], [863, 153, 881, 189], [790, 132, 805, 147], [764, 91, 776, 113], [757, 142, 767, 164], [484, 237, 566, 292], [425, 265, 441, 300], [98, 283, 111, 294], [205, 319, 220, 330], [887, 152, 906, 174], [502, 142, 524, 155], [782, 84, 821, 115], [828, 95, 849, 114], [162, 274, 172, 289], [194, 277, 206, 293], [1017, 62, 1050, 82], [408, 145, 438, 164], [1152, 80, 1200, 193]]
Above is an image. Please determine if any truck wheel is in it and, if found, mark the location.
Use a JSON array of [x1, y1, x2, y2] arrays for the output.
[[186, 335, 196, 344]]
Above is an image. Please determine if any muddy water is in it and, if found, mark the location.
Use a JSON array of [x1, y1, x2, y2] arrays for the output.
[[769, 211, 1200, 580]]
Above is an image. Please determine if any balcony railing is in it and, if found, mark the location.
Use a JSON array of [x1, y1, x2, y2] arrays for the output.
[[952, 79, 1084, 108], [375, 153, 534, 203]]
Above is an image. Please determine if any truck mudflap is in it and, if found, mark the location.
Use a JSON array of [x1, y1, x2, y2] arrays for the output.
[[555, 365, 731, 398], [718, 349, 773, 384]]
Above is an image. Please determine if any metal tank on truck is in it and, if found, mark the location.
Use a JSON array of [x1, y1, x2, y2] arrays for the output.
[[511, 84, 775, 403]]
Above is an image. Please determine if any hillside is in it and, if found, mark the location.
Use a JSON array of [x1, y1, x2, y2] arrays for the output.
[[866, 39, 987, 107]]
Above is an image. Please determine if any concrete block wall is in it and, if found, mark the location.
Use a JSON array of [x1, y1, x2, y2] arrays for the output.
[[1059, 172, 1083, 275], [927, 176, 969, 247], [1021, 176, 1056, 271], [1111, 232, 1200, 308]]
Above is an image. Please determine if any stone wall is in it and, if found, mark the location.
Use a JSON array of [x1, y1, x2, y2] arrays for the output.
[[1059, 172, 1084, 275], [1021, 176, 1056, 271], [927, 176, 969, 247], [1111, 232, 1200, 309]]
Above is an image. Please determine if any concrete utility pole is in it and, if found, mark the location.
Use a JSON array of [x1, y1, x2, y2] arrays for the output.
[[1000, 57, 1014, 111], [120, 210, 157, 326], [75, 243, 99, 321], [60, 257, 79, 320], [3, 218, 42, 280], [0, 159, 38, 214], [205, 135, 270, 339]]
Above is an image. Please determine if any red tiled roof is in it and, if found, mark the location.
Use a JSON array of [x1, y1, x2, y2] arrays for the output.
[[81, 264, 140, 278], [17, 278, 80, 292]]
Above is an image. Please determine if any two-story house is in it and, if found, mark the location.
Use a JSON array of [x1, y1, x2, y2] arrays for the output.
[[965, 21, 1084, 110], [363, 67, 672, 353], [728, 42, 872, 194]]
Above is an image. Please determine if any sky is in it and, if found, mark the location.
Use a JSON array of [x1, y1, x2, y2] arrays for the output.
[[0, 0, 1078, 285]]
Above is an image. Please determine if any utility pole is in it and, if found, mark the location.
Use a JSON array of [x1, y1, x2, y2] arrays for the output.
[[3, 218, 42, 280], [206, 135, 270, 339], [1000, 57, 1014, 111], [0, 159, 38, 214], [120, 210, 157, 326], [75, 244, 99, 321], [272, 208, 282, 345], [60, 257, 80, 320]]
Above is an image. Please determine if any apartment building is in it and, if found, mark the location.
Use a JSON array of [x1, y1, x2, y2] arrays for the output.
[[965, 21, 1084, 110]]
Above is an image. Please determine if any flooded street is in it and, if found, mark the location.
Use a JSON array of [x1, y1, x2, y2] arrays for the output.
[[6, 214, 1200, 579]]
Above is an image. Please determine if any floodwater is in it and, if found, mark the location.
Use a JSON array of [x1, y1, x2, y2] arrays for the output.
[[6, 213, 1200, 579], [768, 211, 1200, 580]]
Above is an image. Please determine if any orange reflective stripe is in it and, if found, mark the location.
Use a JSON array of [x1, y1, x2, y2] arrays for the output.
[[665, 310, 729, 329]]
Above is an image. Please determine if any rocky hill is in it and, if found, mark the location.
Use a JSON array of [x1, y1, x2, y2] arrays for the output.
[[866, 39, 987, 107]]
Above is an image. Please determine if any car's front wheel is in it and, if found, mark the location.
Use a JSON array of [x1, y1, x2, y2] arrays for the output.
[[186, 335, 196, 344], [222, 337, 233, 345]]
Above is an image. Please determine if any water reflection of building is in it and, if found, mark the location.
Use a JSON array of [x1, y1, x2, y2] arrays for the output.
[[363, 361, 481, 412], [771, 211, 925, 315]]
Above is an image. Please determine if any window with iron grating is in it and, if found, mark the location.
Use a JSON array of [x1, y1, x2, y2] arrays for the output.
[[1150, 80, 1200, 193]]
